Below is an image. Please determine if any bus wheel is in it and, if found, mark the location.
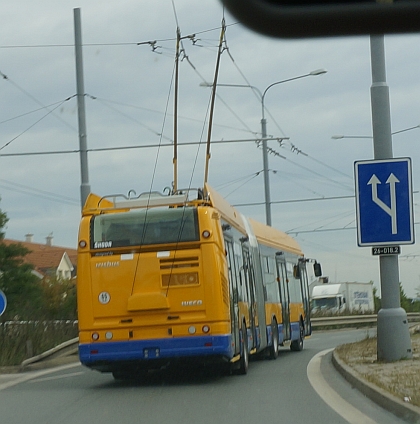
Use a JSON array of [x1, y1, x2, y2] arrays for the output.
[[268, 320, 279, 360], [238, 324, 249, 375], [290, 321, 304, 352]]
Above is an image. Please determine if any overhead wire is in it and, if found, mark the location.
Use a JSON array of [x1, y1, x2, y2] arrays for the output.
[[223, 171, 261, 198], [233, 194, 356, 207], [1, 24, 345, 195], [0, 99, 75, 125], [298, 149, 353, 180], [0, 17, 380, 240], [280, 155, 354, 192], [270, 168, 327, 198], [286, 209, 355, 234], [223, 45, 288, 137], [0, 13, 398, 252], [200, 32, 353, 196], [0, 98, 74, 151], [208, 40, 360, 231], [86, 95, 174, 142], [0, 22, 238, 50], [215, 40, 356, 192], [84, 95, 254, 136], [0, 138, 271, 158], [0, 179, 79, 205], [256, 139, 354, 193], [214, 170, 263, 191], [0, 71, 77, 132]]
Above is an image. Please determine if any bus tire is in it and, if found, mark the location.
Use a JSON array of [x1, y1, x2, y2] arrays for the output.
[[238, 324, 249, 375], [290, 321, 304, 352], [268, 319, 279, 360]]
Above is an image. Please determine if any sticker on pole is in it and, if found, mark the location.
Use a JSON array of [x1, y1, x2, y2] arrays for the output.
[[0, 290, 7, 316], [354, 158, 414, 246]]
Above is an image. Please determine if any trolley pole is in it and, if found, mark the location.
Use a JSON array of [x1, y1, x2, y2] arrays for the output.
[[370, 35, 412, 362], [74, 8, 91, 209]]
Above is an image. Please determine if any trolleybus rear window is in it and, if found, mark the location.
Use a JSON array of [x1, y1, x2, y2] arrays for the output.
[[91, 208, 199, 248]]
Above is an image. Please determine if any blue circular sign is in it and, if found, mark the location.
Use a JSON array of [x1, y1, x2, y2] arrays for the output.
[[0, 290, 7, 316]]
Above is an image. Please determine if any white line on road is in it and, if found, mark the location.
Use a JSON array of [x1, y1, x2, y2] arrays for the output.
[[307, 348, 377, 424], [28, 371, 85, 383], [0, 362, 82, 391]]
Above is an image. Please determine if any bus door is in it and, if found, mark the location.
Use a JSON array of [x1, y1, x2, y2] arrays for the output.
[[241, 244, 257, 350], [225, 238, 240, 355], [299, 262, 312, 336], [275, 257, 290, 341]]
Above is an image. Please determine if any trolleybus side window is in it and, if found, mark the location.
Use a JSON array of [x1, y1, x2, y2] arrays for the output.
[[262, 255, 279, 303], [234, 241, 247, 303], [225, 238, 241, 352], [276, 258, 291, 340], [286, 261, 303, 304], [298, 261, 312, 334], [225, 239, 239, 303]]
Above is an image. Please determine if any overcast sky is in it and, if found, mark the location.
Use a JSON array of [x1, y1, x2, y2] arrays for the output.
[[1, 0, 420, 297]]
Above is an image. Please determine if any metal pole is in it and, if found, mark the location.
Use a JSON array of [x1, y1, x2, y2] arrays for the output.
[[260, 116, 271, 226], [74, 8, 91, 209], [258, 72, 326, 227], [370, 34, 412, 361]]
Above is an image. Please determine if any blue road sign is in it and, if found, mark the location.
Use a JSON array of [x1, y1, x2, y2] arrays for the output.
[[0, 290, 7, 316], [354, 158, 414, 246]]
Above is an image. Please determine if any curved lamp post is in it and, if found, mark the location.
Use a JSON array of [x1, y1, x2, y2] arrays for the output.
[[201, 68, 327, 225]]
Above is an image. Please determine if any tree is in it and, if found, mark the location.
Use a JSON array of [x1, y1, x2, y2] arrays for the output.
[[372, 286, 381, 313], [0, 203, 45, 320], [40, 275, 77, 320], [399, 283, 412, 312]]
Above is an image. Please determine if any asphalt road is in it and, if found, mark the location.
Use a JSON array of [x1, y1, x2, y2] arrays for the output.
[[0, 329, 408, 424]]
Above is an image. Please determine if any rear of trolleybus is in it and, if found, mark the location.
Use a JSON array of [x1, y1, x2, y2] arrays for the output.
[[77, 190, 233, 377], [77, 187, 322, 377]]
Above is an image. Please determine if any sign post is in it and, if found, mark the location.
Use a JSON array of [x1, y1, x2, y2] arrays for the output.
[[355, 36, 413, 362]]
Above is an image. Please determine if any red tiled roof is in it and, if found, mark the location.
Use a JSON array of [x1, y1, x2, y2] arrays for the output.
[[2, 239, 77, 273]]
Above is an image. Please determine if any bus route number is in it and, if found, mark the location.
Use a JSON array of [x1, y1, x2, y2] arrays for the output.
[[372, 246, 401, 256]]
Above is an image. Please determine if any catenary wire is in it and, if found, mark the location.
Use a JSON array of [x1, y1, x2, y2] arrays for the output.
[[0, 100, 71, 151]]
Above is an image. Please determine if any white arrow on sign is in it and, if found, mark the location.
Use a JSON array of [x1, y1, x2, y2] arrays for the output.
[[367, 173, 399, 234]]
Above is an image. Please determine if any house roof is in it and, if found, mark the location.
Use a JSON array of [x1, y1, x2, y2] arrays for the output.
[[2, 239, 77, 275]]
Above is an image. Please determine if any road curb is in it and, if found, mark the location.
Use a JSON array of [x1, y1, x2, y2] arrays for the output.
[[20, 337, 79, 371], [332, 349, 420, 424]]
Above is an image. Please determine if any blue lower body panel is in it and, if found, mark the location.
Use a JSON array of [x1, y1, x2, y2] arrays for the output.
[[290, 322, 300, 341], [266, 322, 302, 346], [79, 335, 233, 371]]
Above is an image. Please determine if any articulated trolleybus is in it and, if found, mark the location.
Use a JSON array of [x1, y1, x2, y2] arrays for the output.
[[77, 184, 321, 378]]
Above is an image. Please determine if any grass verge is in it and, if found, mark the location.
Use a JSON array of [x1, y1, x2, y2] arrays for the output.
[[0, 321, 78, 366], [335, 329, 420, 408]]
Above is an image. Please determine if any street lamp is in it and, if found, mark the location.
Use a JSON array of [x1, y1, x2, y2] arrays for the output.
[[201, 68, 327, 225], [331, 135, 372, 140], [332, 124, 420, 140]]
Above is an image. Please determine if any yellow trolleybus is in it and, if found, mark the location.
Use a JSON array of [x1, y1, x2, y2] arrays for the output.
[[77, 184, 321, 378]]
